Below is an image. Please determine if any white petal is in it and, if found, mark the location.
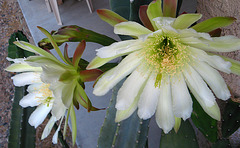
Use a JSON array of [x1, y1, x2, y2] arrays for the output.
[[93, 51, 143, 96], [116, 65, 151, 110], [155, 75, 175, 133], [138, 73, 160, 120], [187, 35, 240, 52], [52, 117, 64, 144], [171, 73, 192, 120], [27, 83, 44, 93], [11, 72, 41, 86], [192, 61, 230, 100], [51, 97, 67, 120], [153, 17, 175, 30], [19, 93, 42, 107], [183, 65, 216, 107], [96, 40, 143, 58], [5, 63, 42, 72], [190, 47, 231, 74], [40, 65, 65, 84], [114, 21, 152, 37], [41, 116, 57, 140], [188, 86, 221, 120], [178, 28, 212, 40], [28, 104, 52, 128]]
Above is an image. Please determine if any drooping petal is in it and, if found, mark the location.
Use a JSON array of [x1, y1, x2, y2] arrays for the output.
[[138, 73, 160, 120], [41, 116, 57, 140], [11, 72, 41, 86], [114, 21, 152, 37], [183, 65, 216, 107], [192, 61, 230, 100], [51, 96, 67, 120], [61, 81, 77, 108], [115, 65, 150, 110], [189, 86, 221, 121], [172, 14, 202, 29], [171, 73, 192, 120], [52, 117, 64, 144], [96, 40, 143, 58], [19, 93, 42, 107], [115, 95, 140, 122], [190, 47, 231, 74], [93, 51, 143, 96], [28, 104, 52, 128], [155, 75, 175, 133]]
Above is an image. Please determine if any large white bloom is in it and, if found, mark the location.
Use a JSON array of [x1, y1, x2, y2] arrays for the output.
[[6, 57, 66, 143], [87, 16, 240, 133]]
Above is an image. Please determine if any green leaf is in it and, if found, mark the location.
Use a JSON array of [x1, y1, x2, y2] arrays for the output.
[[221, 100, 240, 138], [147, 0, 163, 30], [172, 14, 202, 29], [160, 120, 199, 148], [163, 0, 178, 17], [98, 79, 150, 148], [191, 94, 218, 142], [97, 9, 128, 26], [70, 104, 77, 146], [38, 25, 116, 49], [191, 17, 236, 33]]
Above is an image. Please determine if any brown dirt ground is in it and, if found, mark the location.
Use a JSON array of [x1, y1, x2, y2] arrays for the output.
[[0, 0, 75, 147]]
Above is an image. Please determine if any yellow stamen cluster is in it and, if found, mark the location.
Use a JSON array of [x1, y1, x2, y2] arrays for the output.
[[35, 83, 54, 106], [142, 33, 191, 87]]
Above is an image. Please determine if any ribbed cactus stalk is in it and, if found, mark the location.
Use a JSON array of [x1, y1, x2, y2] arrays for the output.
[[8, 31, 36, 148], [98, 80, 150, 148]]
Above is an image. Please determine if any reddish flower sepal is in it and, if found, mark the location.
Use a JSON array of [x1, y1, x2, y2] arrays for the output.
[[80, 69, 103, 82]]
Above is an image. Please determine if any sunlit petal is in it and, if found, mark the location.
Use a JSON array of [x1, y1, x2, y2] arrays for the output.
[[28, 104, 52, 128], [192, 61, 230, 100], [171, 73, 192, 120], [138, 73, 160, 119], [116, 65, 151, 110], [156, 75, 175, 133], [93, 51, 143, 96]]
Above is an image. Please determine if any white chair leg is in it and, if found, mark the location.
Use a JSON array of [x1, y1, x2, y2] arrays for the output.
[[86, 0, 94, 13], [49, 0, 63, 25], [45, 0, 52, 12]]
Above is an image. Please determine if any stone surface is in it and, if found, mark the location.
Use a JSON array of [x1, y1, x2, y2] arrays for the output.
[[197, 0, 240, 147]]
